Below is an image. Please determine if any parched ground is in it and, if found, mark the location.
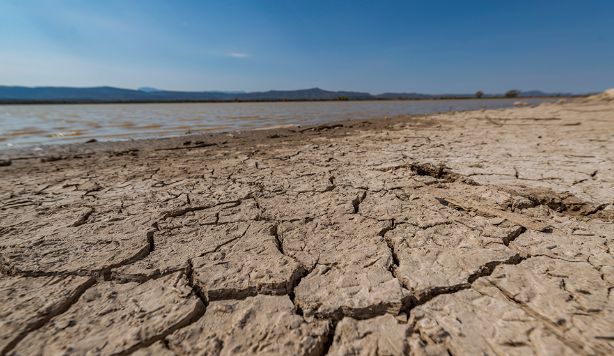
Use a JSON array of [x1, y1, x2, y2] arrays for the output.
[[1, 93, 614, 356]]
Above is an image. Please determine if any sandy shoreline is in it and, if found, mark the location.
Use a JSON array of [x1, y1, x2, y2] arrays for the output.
[[1, 92, 613, 355], [0, 113, 436, 161], [0, 97, 558, 150]]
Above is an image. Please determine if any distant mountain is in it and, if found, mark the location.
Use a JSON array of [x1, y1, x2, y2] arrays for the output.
[[137, 87, 161, 92], [0, 86, 233, 102], [375, 92, 435, 99], [210, 90, 247, 94], [0, 86, 374, 102], [236, 88, 373, 100], [0, 85, 582, 103], [139, 87, 248, 94]]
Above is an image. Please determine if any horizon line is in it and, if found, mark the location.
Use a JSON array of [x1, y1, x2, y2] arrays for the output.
[[0, 84, 592, 96]]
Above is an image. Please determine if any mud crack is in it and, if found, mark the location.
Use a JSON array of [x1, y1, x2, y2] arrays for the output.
[[416, 251, 523, 307], [0, 276, 96, 356], [352, 190, 367, 214], [411, 162, 479, 185], [270, 223, 309, 306], [484, 278, 590, 356]]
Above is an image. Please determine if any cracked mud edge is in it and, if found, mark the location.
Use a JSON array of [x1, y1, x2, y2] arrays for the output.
[[417, 162, 611, 221], [380, 218, 401, 275], [271, 223, 334, 355], [175, 223, 312, 304], [6, 272, 207, 356], [497, 185, 612, 219], [318, 331, 335, 356], [0, 277, 96, 356], [352, 190, 367, 214], [0, 230, 155, 280], [381, 215, 524, 309], [408, 254, 588, 356], [115, 292, 206, 356], [437, 195, 551, 232], [71, 207, 94, 227], [411, 253, 524, 308], [194, 223, 310, 304], [481, 276, 590, 356], [411, 162, 479, 185], [179, 262, 334, 356], [177, 230, 336, 356], [0, 228, 204, 356], [380, 221, 418, 321]]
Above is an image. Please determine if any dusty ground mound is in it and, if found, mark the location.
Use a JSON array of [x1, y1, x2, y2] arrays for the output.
[[1, 92, 613, 355], [573, 88, 614, 104]]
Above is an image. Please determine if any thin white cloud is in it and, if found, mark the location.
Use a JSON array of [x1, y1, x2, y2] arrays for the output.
[[227, 53, 249, 58]]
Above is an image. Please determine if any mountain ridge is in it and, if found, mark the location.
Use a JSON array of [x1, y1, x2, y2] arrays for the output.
[[0, 85, 582, 102]]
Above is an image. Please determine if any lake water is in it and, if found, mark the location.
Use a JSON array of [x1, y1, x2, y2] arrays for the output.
[[0, 98, 555, 147]]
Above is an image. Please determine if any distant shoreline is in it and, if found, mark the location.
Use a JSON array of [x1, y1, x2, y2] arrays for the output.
[[0, 95, 584, 106]]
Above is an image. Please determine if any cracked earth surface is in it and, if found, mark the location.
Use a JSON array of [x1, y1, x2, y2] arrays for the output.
[[1, 92, 614, 355]]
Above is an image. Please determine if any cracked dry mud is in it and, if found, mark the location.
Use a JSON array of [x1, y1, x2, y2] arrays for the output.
[[1, 91, 614, 356]]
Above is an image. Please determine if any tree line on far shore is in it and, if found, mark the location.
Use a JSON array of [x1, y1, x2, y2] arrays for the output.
[[475, 90, 521, 98]]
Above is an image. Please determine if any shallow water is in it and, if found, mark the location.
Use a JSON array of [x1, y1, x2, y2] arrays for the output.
[[0, 98, 553, 146]]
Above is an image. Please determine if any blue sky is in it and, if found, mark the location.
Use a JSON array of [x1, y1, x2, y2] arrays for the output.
[[1, 1, 612, 94]]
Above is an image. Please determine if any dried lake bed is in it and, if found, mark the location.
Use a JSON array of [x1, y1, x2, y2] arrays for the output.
[[0, 92, 613, 355]]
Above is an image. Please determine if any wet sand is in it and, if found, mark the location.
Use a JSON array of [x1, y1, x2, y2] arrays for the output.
[[1, 92, 613, 355]]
